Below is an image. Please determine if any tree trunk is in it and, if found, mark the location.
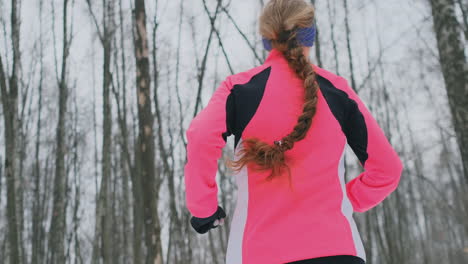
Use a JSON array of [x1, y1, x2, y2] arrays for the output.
[[132, 1, 163, 263], [343, 0, 357, 92], [0, 37, 21, 264], [48, 0, 71, 262], [309, 0, 322, 67], [326, 0, 340, 75], [429, 0, 468, 183], [85, 2, 116, 262], [116, 0, 133, 261], [0, 0, 21, 262], [32, 1, 46, 263], [101, 1, 115, 262]]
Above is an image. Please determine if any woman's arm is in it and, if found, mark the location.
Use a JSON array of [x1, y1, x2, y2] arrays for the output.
[[337, 77, 404, 213], [184, 76, 232, 218]]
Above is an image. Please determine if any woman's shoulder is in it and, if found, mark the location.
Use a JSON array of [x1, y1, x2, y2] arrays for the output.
[[312, 64, 353, 95], [313, 65, 345, 84], [224, 63, 273, 88]]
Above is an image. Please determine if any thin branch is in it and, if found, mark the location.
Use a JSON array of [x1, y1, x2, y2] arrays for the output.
[[85, 0, 104, 43], [193, 0, 223, 117], [221, 6, 262, 64]]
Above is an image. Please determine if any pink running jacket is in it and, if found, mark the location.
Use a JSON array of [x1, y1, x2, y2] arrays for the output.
[[184, 48, 404, 264]]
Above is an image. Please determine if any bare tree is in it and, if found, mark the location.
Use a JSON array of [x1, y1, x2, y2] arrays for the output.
[[429, 0, 468, 184], [70, 87, 84, 264], [193, 0, 223, 117], [48, 0, 72, 262], [150, 4, 184, 263], [132, 0, 163, 263], [0, 0, 21, 262], [86, 1, 116, 263], [31, 0, 47, 263], [114, 0, 134, 261]]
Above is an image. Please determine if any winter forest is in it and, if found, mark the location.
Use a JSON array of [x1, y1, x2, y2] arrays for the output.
[[0, 0, 467, 263]]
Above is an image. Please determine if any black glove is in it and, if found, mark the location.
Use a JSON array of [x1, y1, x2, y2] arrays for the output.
[[190, 205, 226, 234]]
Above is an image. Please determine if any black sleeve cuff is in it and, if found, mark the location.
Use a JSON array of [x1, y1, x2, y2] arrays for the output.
[[190, 206, 226, 234]]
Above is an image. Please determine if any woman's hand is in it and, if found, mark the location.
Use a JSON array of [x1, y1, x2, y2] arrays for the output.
[[190, 205, 227, 234]]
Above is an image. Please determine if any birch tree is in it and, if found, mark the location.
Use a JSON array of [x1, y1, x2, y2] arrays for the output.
[[0, 0, 21, 262], [133, 0, 163, 263], [429, 0, 468, 184]]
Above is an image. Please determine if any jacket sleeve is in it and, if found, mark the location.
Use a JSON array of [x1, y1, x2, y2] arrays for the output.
[[184, 76, 233, 218], [337, 77, 404, 213]]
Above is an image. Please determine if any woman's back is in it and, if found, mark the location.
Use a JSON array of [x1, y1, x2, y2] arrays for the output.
[[225, 49, 366, 263], [185, 48, 402, 263]]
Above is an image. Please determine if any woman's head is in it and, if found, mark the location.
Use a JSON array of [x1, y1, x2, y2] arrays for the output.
[[259, 0, 315, 53], [226, 0, 319, 186]]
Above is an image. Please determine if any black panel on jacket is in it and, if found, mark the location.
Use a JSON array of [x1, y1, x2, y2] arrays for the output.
[[285, 255, 365, 264], [223, 66, 272, 149], [316, 74, 369, 167]]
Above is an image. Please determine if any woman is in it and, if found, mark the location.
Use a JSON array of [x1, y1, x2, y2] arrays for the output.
[[184, 0, 403, 263]]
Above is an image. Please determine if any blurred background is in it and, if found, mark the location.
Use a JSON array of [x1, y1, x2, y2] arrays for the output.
[[0, 0, 467, 263]]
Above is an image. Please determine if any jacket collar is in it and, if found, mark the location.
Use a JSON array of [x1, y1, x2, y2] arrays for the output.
[[264, 48, 320, 72], [264, 48, 287, 64], [265, 49, 317, 69]]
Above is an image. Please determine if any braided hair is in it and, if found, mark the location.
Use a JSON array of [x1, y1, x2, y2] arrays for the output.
[[226, 0, 319, 186]]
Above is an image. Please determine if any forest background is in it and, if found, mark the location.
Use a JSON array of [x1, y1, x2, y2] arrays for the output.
[[0, 0, 467, 263]]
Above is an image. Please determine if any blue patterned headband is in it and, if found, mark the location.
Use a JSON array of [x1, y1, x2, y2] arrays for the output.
[[262, 25, 316, 51]]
